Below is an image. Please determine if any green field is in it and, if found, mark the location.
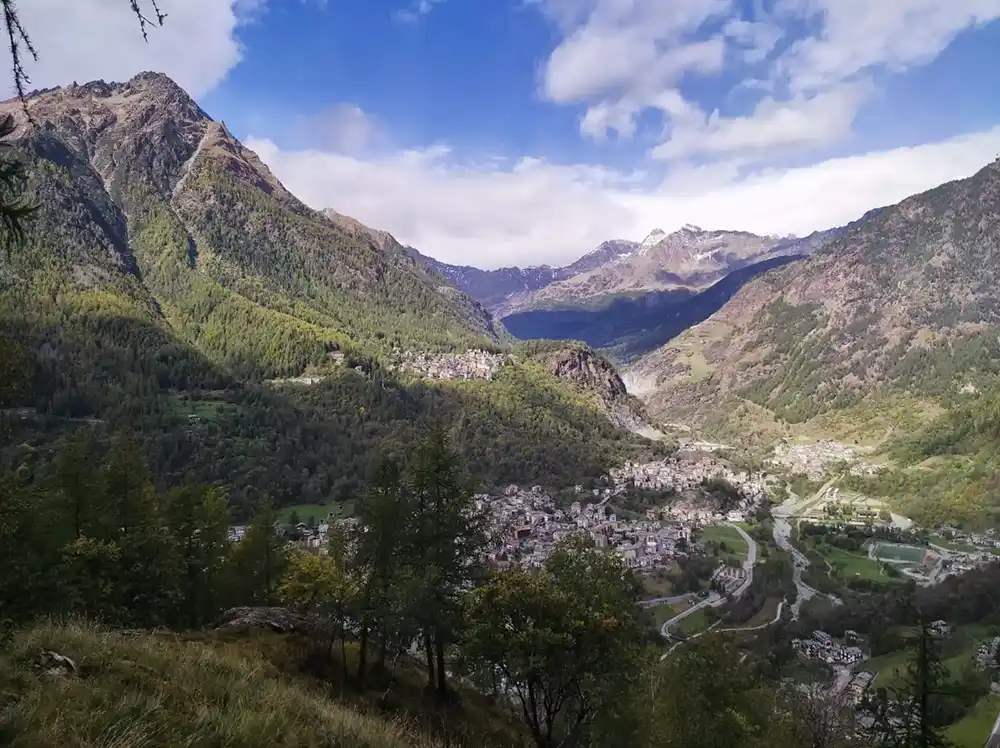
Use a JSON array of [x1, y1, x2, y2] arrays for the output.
[[698, 524, 750, 562], [652, 601, 692, 629], [947, 694, 1000, 748], [641, 572, 675, 598], [167, 393, 241, 423], [819, 545, 901, 585], [866, 625, 1000, 691], [677, 607, 713, 636], [871, 543, 929, 563]]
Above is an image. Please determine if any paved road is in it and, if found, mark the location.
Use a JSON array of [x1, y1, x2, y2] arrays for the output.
[[660, 600, 786, 659], [986, 708, 1000, 748], [772, 485, 828, 619], [658, 523, 758, 638]]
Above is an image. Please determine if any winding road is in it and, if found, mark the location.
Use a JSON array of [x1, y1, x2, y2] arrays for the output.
[[659, 523, 758, 638], [655, 480, 846, 654]]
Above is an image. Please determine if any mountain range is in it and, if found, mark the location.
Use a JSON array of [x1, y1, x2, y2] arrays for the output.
[[629, 156, 1000, 432], [408, 217, 864, 361], [416, 225, 848, 319], [6, 70, 1000, 527], [0, 72, 663, 515]]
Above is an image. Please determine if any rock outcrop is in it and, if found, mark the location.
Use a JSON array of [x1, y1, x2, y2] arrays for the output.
[[35, 650, 77, 677], [214, 607, 336, 638], [537, 344, 628, 401]]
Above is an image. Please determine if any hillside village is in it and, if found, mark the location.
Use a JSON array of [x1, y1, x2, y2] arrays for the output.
[[396, 349, 509, 381]]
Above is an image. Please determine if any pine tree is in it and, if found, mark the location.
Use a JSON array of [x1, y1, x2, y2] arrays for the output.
[[352, 457, 412, 688], [165, 484, 230, 628], [869, 620, 955, 748], [100, 433, 179, 626], [226, 498, 287, 607], [406, 428, 490, 696]]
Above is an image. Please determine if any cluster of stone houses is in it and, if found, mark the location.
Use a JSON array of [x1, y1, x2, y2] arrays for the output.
[[793, 630, 867, 666], [609, 457, 769, 510], [225, 454, 769, 577], [844, 671, 876, 706], [929, 620, 952, 638], [770, 439, 869, 480], [396, 349, 509, 381], [479, 484, 692, 572], [975, 637, 1000, 670], [713, 565, 749, 595], [228, 516, 358, 553], [938, 525, 1000, 550]]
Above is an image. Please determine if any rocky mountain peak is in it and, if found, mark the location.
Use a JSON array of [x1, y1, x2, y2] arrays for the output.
[[640, 229, 667, 249]]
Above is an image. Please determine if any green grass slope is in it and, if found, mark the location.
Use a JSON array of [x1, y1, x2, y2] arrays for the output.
[[0, 621, 512, 748]]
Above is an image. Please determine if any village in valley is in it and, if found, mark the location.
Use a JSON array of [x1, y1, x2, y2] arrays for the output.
[[226, 436, 1000, 739], [478, 452, 768, 572]]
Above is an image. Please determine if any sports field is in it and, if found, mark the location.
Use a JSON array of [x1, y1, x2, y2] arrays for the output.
[[871, 543, 928, 563], [822, 545, 895, 583]]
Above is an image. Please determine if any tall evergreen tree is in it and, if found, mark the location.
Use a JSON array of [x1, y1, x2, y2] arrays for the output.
[[226, 498, 287, 607], [100, 433, 179, 626], [165, 483, 230, 628], [869, 620, 956, 748], [352, 457, 411, 688], [407, 428, 491, 696]]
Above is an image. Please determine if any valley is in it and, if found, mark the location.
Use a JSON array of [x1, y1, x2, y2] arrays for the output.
[[3, 62, 1000, 748]]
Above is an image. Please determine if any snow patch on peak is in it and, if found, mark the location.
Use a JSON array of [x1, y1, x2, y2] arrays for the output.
[[640, 229, 666, 249], [680, 224, 703, 233]]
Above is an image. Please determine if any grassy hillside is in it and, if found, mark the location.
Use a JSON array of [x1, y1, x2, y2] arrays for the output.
[[635, 158, 1000, 431], [0, 621, 518, 748], [839, 388, 1000, 526]]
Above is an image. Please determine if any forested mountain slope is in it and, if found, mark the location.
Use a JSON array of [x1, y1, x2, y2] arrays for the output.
[[631, 157, 1000, 429], [0, 72, 663, 516], [0, 72, 499, 376]]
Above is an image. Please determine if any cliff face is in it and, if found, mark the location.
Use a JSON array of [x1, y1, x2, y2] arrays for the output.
[[538, 345, 628, 401], [527, 344, 663, 438]]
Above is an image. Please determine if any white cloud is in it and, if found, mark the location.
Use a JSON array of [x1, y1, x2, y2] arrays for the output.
[[294, 104, 380, 154], [247, 125, 1000, 269], [394, 0, 446, 24], [8, 0, 260, 99], [539, 0, 730, 139], [532, 0, 1000, 161], [775, 0, 1000, 94], [652, 82, 872, 161]]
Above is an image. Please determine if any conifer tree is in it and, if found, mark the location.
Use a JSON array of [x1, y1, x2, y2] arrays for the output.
[[97, 433, 179, 626], [406, 427, 490, 696], [165, 483, 230, 628], [226, 498, 287, 607], [352, 457, 411, 688], [869, 620, 956, 748]]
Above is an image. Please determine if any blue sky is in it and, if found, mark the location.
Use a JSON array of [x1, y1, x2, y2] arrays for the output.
[[18, 0, 1000, 268]]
